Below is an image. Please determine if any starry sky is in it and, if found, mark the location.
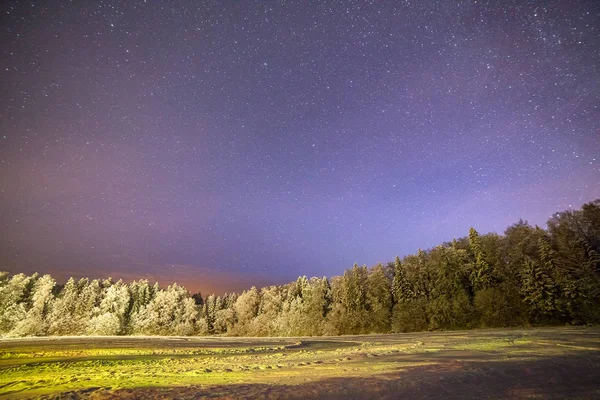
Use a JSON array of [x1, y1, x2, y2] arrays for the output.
[[1, 1, 599, 294]]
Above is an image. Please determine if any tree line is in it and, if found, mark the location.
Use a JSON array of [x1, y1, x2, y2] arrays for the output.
[[1, 199, 599, 337]]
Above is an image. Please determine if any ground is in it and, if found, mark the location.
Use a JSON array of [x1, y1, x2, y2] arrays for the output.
[[1, 327, 599, 399]]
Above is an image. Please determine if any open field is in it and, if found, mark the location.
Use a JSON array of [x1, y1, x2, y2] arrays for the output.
[[1, 327, 599, 399]]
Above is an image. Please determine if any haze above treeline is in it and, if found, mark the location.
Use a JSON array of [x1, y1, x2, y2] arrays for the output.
[[1, 199, 599, 337]]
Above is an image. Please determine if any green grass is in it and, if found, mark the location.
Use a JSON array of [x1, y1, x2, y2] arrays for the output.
[[1, 327, 599, 398]]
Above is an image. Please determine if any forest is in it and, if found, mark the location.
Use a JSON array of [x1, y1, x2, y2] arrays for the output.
[[1, 199, 599, 338]]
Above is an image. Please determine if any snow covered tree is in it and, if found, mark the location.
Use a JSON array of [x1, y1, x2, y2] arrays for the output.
[[11, 274, 56, 336], [87, 280, 130, 335], [253, 285, 283, 336], [131, 284, 198, 336], [392, 257, 413, 305], [0, 273, 37, 335], [366, 264, 392, 332], [76, 279, 102, 333], [126, 280, 155, 333], [325, 264, 369, 335], [213, 308, 235, 335], [47, 277, 80, 335], [202, 294, 221, 334], [231, 286, 260, 335]]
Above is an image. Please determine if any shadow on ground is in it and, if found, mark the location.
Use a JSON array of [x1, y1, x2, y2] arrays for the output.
[[51, 353, 600, 400]]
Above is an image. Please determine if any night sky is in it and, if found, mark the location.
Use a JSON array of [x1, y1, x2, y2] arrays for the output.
[[1, 1, 599, 294]]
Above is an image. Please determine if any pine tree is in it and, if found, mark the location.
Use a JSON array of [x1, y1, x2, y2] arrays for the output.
[[232, 286, 260, 335], [366, 264, 392, 332], [12, 274, 56, 336], [76, 279, 102, 332], [414, 249, 433, 298], [47, 277, 79, 335], [223, 292, 238, 309], [344, 263, 367, 312], [319, 276, 332, 317], [203, 294, 218, 333], [126, 280, 155, 334], [392, 256, 413, 305], [87, 280, 130, 335], [520, 258, 556, 322], [296, 277, 333, 336], [295, 276, 309, 300], [0, 273, 37, 334], [192, 291, 204, 306], [130, 283, 198, 335], [253, 285, 283, 335], [469, 228, 496, 291]]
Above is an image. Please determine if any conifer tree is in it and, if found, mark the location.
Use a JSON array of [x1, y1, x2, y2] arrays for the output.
[[520, 258, 557, 322], [392, 256, 413, 305], [47, 277, 79, 335], [76, 279, 102, 332], [469, 228, 496, 291], [232, 286, 260, 335], [0, 273, 37, 334], [366, 264, 392, 332], [12, 274, 55, 336], [203, 294, 218, 333], [87, 280, 130, 335]]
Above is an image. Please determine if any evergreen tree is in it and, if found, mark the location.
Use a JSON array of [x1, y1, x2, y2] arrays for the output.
[[366, 264, 392, 333], [192, 291, 204, 306], [232, 286, 260, 335], [392, 256, 413, 305], [212, 292, 238, 335], [520, 258, 557, 322], [126, 280, 155, 334], [0, 273, 37, 335], [318, 276, 333, 318], [224, 292, 238, 309], [88, 280, 130, 335], [547, 201, 600, 323], [203, 294, 220, 334], [412, 249, 433, 299], [12, 274, 56, 336], [469, 228, 496, 291], [76, 279, 102, 333], [131, 283, 198, 335], [47, 277, 79, 335], [426, 246, 473, 330]]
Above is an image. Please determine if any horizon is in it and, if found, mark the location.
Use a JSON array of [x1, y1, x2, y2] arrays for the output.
[[2, 0, 599, 294], [4, 199, 596, 296]]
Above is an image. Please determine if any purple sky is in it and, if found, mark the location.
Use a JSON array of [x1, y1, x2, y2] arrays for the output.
[[1, 1, 599, 294]]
